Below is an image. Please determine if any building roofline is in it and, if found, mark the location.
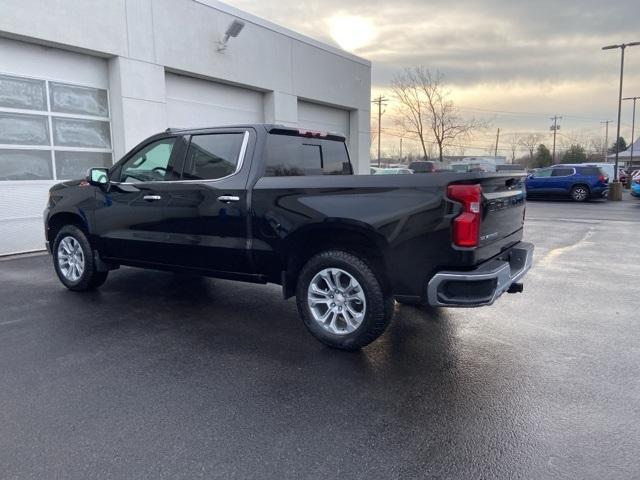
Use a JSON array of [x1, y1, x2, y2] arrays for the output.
[[193, 0, 371, 67]]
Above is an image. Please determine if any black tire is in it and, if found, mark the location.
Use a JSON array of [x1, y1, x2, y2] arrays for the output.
[[52, 225, 108, 291], [296, 250, 394, 350], [570, 184, 590, 202]]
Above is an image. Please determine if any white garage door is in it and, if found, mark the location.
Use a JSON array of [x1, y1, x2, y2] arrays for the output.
[[165, 73, 264, 129], [0, 38, 111, 256], [297, 101, 350, 141]]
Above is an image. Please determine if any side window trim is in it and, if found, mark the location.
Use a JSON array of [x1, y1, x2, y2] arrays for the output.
[[112, 131, 249, 184]]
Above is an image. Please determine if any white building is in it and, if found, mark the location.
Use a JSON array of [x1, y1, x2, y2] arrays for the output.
[[607, 137, 640, 170], [0, 0, 371, 255]]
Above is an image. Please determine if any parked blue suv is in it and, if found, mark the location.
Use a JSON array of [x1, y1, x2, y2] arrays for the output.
[[525, 164, 608, 202]]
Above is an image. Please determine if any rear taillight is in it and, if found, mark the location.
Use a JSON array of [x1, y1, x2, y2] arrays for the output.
[[448, 184, 481, 247], [599, 174, 607, 183]]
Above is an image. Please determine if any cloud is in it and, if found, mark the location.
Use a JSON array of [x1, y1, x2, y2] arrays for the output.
[[225, 0, 640, 151]]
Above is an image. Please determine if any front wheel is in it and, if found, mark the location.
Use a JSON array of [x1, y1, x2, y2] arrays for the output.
[[52, 225, 108, 291], [570, 185, 590, 202], [296, 250, 394, 350]]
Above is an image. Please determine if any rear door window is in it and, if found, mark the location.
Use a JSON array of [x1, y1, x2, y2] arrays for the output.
[[551, 168, 574, 177], [265, 134, 352, 176], [182, 133, 245, 180]]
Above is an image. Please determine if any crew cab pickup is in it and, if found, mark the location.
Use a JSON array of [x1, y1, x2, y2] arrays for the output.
[[44, 124, 533, 350]]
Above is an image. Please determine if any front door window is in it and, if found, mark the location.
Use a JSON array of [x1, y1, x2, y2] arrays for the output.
[[119, 138, 177, 183]]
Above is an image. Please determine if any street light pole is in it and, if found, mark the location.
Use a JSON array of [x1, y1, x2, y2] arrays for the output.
[[602, 41, 640, 200], [623, 96, 638, 175]]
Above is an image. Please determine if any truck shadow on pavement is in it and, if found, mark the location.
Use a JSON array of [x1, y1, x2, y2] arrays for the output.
[[76, 267, 510, 394]]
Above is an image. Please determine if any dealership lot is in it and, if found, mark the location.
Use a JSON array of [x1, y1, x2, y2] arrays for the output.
[[1, 199, 638, 479]]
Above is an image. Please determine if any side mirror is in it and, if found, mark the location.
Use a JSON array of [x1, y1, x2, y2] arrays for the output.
[[88, 167, 109, 185]]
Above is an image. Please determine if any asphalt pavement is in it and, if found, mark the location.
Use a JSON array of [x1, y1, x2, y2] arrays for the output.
[[1, 197, 639, 479]]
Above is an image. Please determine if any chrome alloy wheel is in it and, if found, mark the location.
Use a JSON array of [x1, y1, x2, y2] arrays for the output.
[[57, 236, 85, 282], [573, 186, 588, 201], [307, 268, 366, 335]]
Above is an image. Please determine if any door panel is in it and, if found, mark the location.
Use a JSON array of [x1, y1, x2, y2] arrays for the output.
[[94, 182, 174, 263], [548, 169, 575, 194], [93, 135, 184, 263], [526, 169, 552, 195], [161, 183, 250, 272]]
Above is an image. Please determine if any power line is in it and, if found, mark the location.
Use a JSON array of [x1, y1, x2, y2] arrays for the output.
[[379, 105, 633, 129], [378, 128, 516, 152]]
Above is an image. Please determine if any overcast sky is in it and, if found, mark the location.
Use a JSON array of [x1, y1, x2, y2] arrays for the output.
[[227, 0, 640, 156]]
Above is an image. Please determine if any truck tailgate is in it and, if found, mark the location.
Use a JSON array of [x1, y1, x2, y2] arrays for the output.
[[478, 175, 526, 247], [448, 173, 527, 267]]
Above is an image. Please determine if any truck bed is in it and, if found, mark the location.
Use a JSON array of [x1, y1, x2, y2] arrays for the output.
[[250, 171, 527, 298]]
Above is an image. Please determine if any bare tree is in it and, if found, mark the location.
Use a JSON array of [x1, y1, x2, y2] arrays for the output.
[[518, 133, 545, 160], [391, 67, 488, 161], [508, 133, 522, 163], [588, 136, 605, 156]]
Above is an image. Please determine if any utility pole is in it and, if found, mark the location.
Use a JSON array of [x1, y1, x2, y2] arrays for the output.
[[602, 41, 640, 198], [399, 137, 403, 162], [494, 128, 500, 156], [623, 96, 638, 176], [550, 115, 562, 164], [372, 96, 388, 167], [601, 120, 611, 160]]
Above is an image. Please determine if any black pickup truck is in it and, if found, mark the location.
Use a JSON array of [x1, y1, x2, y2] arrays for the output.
[[44, 124, 533, 350]]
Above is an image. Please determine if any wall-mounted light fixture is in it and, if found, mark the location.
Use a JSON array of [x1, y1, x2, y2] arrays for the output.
[[217, 19, 245, 52]]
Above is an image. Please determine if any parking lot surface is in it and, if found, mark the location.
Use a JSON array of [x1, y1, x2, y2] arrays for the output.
[[1, 198, 639, 479]]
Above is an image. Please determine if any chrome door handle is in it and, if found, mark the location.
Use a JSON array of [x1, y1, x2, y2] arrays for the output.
[[218, 195, 240, 203], [143, 195, 162, 201]]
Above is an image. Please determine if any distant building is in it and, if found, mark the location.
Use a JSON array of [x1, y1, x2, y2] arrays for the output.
[[607, 138, 640, 170]]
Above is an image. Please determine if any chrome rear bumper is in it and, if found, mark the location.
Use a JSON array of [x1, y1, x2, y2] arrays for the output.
[[427, 242, 534, 307]]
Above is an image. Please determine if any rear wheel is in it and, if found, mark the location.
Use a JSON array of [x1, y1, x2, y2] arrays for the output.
[[570, 184, 589, 202], [296, 250, 394, 350], [52, 225, 108, 291]]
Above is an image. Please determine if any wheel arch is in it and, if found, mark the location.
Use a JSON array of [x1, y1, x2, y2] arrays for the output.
[[281, 221, 391, 299], [47, 211, 89, 244]]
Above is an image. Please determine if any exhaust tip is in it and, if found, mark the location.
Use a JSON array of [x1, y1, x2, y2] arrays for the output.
[[507, 282, 524, 294]]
